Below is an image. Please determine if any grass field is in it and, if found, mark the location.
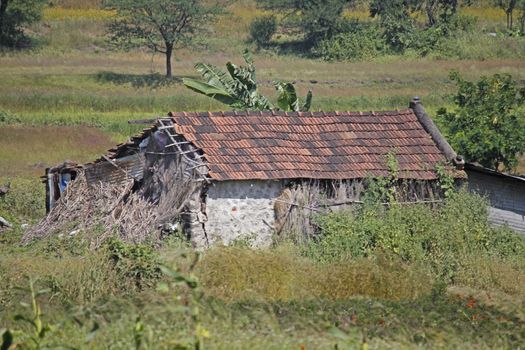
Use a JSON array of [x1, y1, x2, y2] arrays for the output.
[[1, 1, 525, 348]]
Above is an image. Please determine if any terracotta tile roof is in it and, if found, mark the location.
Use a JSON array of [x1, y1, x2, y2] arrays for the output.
[[168, 110, 464, 181]]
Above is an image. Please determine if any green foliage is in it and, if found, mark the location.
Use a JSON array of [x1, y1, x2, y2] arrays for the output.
[[184, 49, 273, 110], [104, 0, 222, 76], [367, 0, 472, 56], [198, 246, 433, 302], [105, 237, 161, 289], [0, 0, 46, 48], [304, 191, 525, 282], [312, 21, 385, 61], [1, 329, 13, 350], [0, 111, 21, 124], [249, 15, 277, 47], [274, 81, 312, 112], [256, 0, 348, 45], [438, 71, 525, 170], [361, 152, 400, 204], [183, 50, 313, 111], [158, 250, 207, 350], [299, 0, 346, 44], [11, 277, 52, 349], [0, 178, 45, 222], [370, 0, 418, 52], [435, 163, 456, 198]]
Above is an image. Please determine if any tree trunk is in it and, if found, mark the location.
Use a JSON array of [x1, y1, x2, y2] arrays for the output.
[[0, 0, 9, 37], [165, 42, 173, 78], [427, 6, 435, 27]]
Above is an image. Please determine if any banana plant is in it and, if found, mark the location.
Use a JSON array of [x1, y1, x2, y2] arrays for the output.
[[183, 50, 312, 112]]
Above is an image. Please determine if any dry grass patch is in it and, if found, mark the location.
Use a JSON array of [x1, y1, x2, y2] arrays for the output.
[[0, 125, 115, 177], [198, 247, 433, 302]]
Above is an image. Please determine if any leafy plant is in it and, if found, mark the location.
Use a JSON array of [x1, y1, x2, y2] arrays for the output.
[[1, 329, 13, 350], [256, 0, 348, 46], [438, 71, 525, 171], [158, 250, 207, 350], [12, 277, 52, 349], [183, 50, 312, 112], [435, 163, 456, 198]]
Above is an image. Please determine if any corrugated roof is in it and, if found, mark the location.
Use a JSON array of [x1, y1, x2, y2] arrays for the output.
[[168, 109, 465, 181]]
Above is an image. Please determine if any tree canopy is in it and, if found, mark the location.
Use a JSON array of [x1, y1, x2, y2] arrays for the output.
[[256, 0, 349, 45], [438, 72, 525, 171], [104, 0, 222, 77], [0, 0, 46, 47]]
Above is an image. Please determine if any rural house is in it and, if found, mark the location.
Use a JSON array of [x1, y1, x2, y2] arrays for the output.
[[465, 163, 525, 234], [27, 98, 467, 247]]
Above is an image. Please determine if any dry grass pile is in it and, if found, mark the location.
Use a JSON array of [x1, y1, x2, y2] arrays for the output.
[[23, 164, 200, 247]]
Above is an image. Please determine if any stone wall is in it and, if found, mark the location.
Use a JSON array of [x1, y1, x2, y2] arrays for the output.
[[204, 180, 284, 247]]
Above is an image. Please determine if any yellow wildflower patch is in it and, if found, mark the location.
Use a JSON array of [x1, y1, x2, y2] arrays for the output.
[[43, 7, 115, 21]]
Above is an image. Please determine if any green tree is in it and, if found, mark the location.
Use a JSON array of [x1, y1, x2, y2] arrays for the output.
[[104, 0, 222, 77], [438, 72, 525, 171], [417, 0, 459, 27], [0, 0, 47, 47], [183, 50, 312, 112], [249, 15, 277, 47], [370, 0, 417, 52], [256, 0, 350, 45]]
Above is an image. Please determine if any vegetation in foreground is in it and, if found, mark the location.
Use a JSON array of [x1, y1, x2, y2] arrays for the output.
[[1, 191, 525, 349]]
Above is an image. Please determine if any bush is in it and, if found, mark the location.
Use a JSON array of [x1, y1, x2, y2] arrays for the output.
[[105, 237, 161, 290], [312, 22, 385, 61], [303, 191, 525, 284], [249, 15, 277, 47]]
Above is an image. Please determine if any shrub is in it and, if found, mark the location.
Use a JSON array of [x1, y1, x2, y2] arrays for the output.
[[105, 237, 161, 290], [312, 22, 385, 61], [303, 191, 525, 284], [249, 15, 277, 47]]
